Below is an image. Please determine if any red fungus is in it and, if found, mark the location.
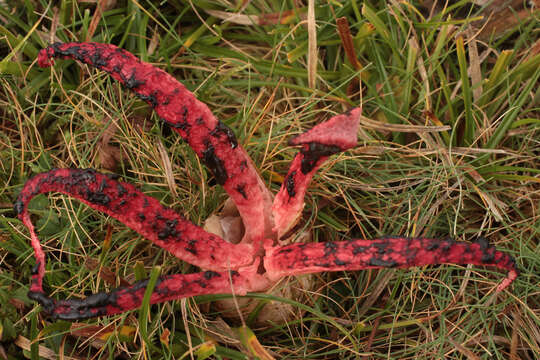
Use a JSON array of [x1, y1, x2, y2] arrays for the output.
[[38, 42, 273, 251], [264, 237, 517, 292], [272, 107, 361, 237], [18, 42, 518, 320]]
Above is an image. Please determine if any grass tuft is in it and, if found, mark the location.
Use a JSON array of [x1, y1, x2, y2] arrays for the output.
[[0, 1, 538, 359]]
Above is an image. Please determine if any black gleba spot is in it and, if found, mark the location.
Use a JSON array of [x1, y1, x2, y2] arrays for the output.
[[202, 141, 228, 185], [124, 71, 145, 89], [369, 258, 397, 267], [211, 121, 238, 149], [285, 171, 296, 198], [235, 184, 248, 199], [300, 142, 341, 174], [203, 271, 221, 280], [86, 190, 110, 205], [158, 219, 178, 240]]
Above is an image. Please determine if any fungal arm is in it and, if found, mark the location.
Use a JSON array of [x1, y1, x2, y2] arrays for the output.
[[272, 108, 361, 238], [19, 43, 518, 322], [264, 237, 518, 292], [38, 42, 274, 249], [16, 169, 517, 320], [27, 261, 267, 321], [15, 168, 255, 286]]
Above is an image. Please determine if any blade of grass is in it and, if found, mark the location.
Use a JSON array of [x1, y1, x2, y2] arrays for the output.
[[511, 118, 540, 129], [134, 261, 146, 281], [512, 53, 540, 80], [362, 3, 390, 45], [30, 309, 38, 360], [402, 38, 419, 116], [479, 50, 513, 107], [362, 3, 403, 69], [0, 25, 39, 59], [307, 0, 317, 89], [484, 66, 540, 150], [456, 36, 474, 146], [138, 265, 161, 354], [235, 326, 274, 360], [0, 13, 45, 74], [79, 8, 91, 43], [196, 292, 357, 351]]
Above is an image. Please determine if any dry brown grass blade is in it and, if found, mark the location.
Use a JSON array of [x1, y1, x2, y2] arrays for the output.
[[359, 115, 451, 132], [336, 16, 366, 99], [205, 9, 258, 25], [307, 0, 317, 89], [157, 140, 178, 198], [148, 25, 159, 56], [365, 317, 380, 352], [510, 306, 521, 360], [203, 317, 242, 346], [48, 6, 59, 45], [336, 17, 362, 71], [357, 271, 394, 318], [85, 257, 131, 287], [414, 182, 459, 236], [205, 9, 301, 25], [466, 28, 483, 102], [70, 323, 112, 338], [463, 166, 484, 183], [0, 345, 7, 360], [85, 0, 108, 42], [448, 337, 482, 360], [15, 336, 82, 360], [354, 145, 386, 155], [412, 38, 431, 111], [97, 118, 123, 171], [469, 182, 505, 222]]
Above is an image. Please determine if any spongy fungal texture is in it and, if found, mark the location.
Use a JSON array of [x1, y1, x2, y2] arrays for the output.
[[16, 169, 268, 320], [18, 42, 518, 321], [272, 108, 362, 237], [16, 169, 255, 273], [264, 237, 518, 292], [38, 42, 274, 251]]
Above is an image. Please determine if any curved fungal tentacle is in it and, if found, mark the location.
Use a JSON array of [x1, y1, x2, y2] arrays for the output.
[[15, 169, 255, 291], [38, 42, 274, 249], [27, 260, 268, 320], [264, 237, 518, 292], [272, 108, 361, 238], [23, 42, 518, 323]]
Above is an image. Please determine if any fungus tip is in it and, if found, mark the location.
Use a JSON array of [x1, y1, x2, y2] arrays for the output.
[[496, 269, 519, 292], [37, 48, 54, 68]]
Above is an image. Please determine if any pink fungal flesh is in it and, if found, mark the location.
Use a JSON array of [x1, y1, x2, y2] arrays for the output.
[[16, 42, 519, 320], [15, 169, 255, 285], [272, 108, 361, 237], [38, 42, 273, 250], [29, 259, 267, 321], [264, 237, 518, 292]]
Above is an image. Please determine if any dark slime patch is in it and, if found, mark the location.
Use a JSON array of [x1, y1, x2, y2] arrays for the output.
[[285, 171, 296, 198], [202, 142, 228, 185], [300, 142, 341, 174]]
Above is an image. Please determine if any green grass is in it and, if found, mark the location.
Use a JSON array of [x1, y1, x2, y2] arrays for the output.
[[1, 1, 539, 359]]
